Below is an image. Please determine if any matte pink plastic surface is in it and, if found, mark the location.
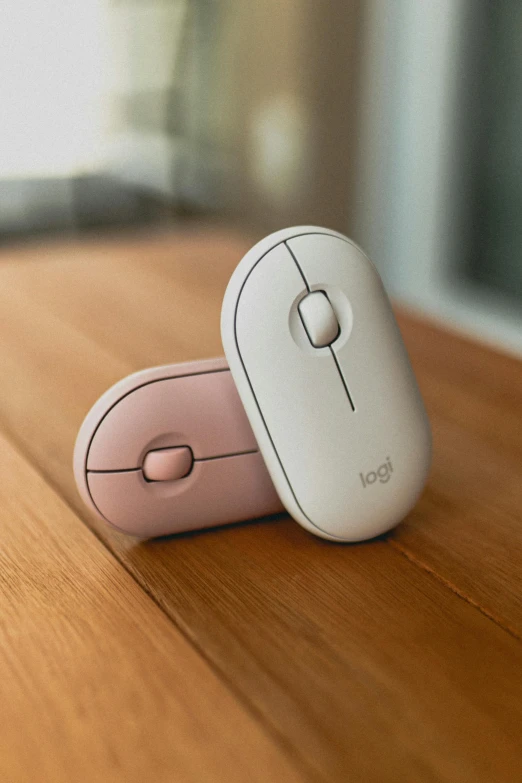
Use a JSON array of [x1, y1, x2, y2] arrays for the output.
[[88, 452, 279, 538], [73, 358, 283, 538], [86, 364, 258, 470]]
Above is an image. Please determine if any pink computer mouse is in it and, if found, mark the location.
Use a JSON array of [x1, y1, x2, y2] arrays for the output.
[[73, 357, 283, 537]]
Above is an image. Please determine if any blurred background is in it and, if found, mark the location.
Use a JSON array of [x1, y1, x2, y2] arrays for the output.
[[0, 0, 520, 352]]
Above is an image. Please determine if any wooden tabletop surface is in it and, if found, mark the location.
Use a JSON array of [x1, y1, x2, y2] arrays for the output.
[[0, 227, 521, 783]]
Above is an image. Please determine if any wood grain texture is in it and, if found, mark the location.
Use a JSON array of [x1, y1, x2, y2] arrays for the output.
[[0, 432, 303, 783], [393, 312, 522, 636], [0, 228, 521, 782]]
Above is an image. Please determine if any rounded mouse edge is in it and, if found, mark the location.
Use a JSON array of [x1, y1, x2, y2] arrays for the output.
[[221, 226, 376, 347], [223, 226, 345, 306], [73, 357, 228, 525]]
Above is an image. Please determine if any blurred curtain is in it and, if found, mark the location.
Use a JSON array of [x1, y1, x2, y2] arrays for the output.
[[212, 0, 365, 232], [0, 0, 365, 234], [107, 0, 224, 210], [0, 0, 220, 234], [110, 0, 366, 229]]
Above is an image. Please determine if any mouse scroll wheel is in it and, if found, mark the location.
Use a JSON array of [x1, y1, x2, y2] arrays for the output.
[[143, 446, 193, 481], [298, 291, 340, 348]]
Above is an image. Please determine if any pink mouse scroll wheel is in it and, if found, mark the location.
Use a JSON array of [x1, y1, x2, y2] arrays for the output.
[[142, 446, 193, 482]]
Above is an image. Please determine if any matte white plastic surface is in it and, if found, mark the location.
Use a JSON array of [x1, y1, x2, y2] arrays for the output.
[[221, 226, 432, 542]]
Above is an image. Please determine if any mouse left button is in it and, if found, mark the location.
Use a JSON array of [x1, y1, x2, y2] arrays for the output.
[[142, 446, 193, 482]]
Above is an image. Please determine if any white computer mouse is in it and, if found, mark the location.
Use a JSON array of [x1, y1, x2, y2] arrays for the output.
[[221, 226, 432, 542]]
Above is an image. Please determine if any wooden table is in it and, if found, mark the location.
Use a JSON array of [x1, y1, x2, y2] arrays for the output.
[[0, 227, 521, 783]]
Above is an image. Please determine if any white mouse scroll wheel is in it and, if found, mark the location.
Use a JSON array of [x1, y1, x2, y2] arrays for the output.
[[298, 291, 340, 348], [143, 446, 193, 481]]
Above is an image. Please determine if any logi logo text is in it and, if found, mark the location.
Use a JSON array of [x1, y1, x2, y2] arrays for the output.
[[359, 457, 393, 488]]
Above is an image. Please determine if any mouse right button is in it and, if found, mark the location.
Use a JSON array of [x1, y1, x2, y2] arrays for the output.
[[287, 232, 432, 539]]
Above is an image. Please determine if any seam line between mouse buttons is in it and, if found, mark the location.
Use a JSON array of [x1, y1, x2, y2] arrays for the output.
[[284, 240, 356, 411]]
